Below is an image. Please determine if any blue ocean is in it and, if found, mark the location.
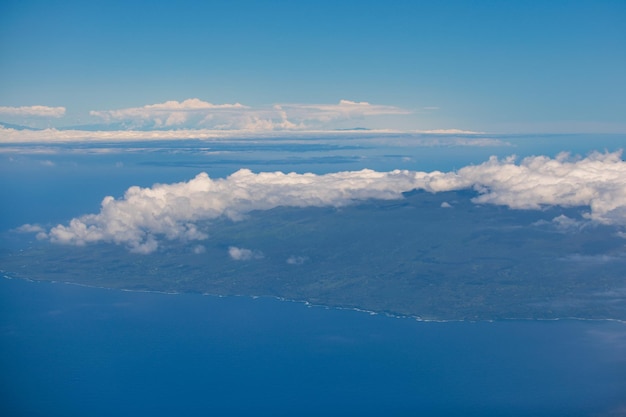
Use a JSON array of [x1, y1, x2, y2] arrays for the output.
[[2, 134, 626, 416], [1, 277, 625, 417]]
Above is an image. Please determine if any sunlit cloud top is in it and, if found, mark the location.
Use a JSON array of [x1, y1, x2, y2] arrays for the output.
[[28, 151, 626, 254]]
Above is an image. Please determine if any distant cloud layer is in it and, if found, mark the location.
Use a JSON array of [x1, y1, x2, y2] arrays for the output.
[[0, 98, 486, 139], [0, 125, 484, 144], [90, 99, 248, 128], [36, 151, 626, 253], [0, 105, 66, 118], [88, 98, 409, 130]]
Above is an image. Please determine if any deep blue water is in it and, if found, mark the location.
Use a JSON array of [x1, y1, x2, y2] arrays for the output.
[[1, 277, 625, 417], [2, 134, 626, 416]]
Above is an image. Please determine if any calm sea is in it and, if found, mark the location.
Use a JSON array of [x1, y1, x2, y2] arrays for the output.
[[2, 134, 626, 416], [1, 277, 624, 417]]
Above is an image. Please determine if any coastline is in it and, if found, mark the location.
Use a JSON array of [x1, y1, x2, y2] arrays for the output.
[[3, 271, 625, 324]]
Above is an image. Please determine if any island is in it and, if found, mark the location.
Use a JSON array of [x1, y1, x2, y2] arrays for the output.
[[2, 189, 626, 321]]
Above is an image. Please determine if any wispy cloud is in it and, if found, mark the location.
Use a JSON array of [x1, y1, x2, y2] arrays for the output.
[[286, 255, 308, 265], [33, 151, 626, 253], [0, 105, 66, 118], [275, 99, 410, 122]]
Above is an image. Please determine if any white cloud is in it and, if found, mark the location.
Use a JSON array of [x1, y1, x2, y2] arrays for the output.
[[35, 151, 626, 253], [551, 214, 585, 231], [440, 202, 452, 208], [0, 125, 228, 143], [0, 105, 66, 118], [563, 254, 621, 263], [286, 255, 308, 265], [0, 98, 409, 132], [0, 125, 490, 144], [0, 99, 489, 142], [45, 168, 420, 253], [451, 151, 626, 225], [193, 245, 206, 254], [228, 246, 263, 261], [90, 98, 248, 128], [419, 129, 482, 134], [276, 99, 410, 124], [15, 223, 45, 233], [87, 98, 410, 130]]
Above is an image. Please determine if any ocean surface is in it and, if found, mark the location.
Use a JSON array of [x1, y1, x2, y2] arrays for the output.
[[2, 133, 626, 416], [1, 276, 625, 417]]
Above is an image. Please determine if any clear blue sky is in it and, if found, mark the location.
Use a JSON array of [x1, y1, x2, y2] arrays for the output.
[[1, 0, 625, 132]]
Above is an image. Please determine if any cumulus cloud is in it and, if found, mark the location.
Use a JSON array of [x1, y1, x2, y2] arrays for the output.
[[44, 168, 420, 253], [90, 98, 248, 128], [228, 246, 263, 261], [87, 98, 409, 131], [0, 105, 66, 118], [452, 151, 626, 225], [37, 151, 626, 253]]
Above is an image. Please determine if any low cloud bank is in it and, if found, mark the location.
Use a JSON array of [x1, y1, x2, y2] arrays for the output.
[[0, 105, 66, 118], [0, 125, 483, 144], [37, 151, 626, 253]]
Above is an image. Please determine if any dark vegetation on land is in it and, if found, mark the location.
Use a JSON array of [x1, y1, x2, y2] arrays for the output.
[[2, 190, 625, 321]]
